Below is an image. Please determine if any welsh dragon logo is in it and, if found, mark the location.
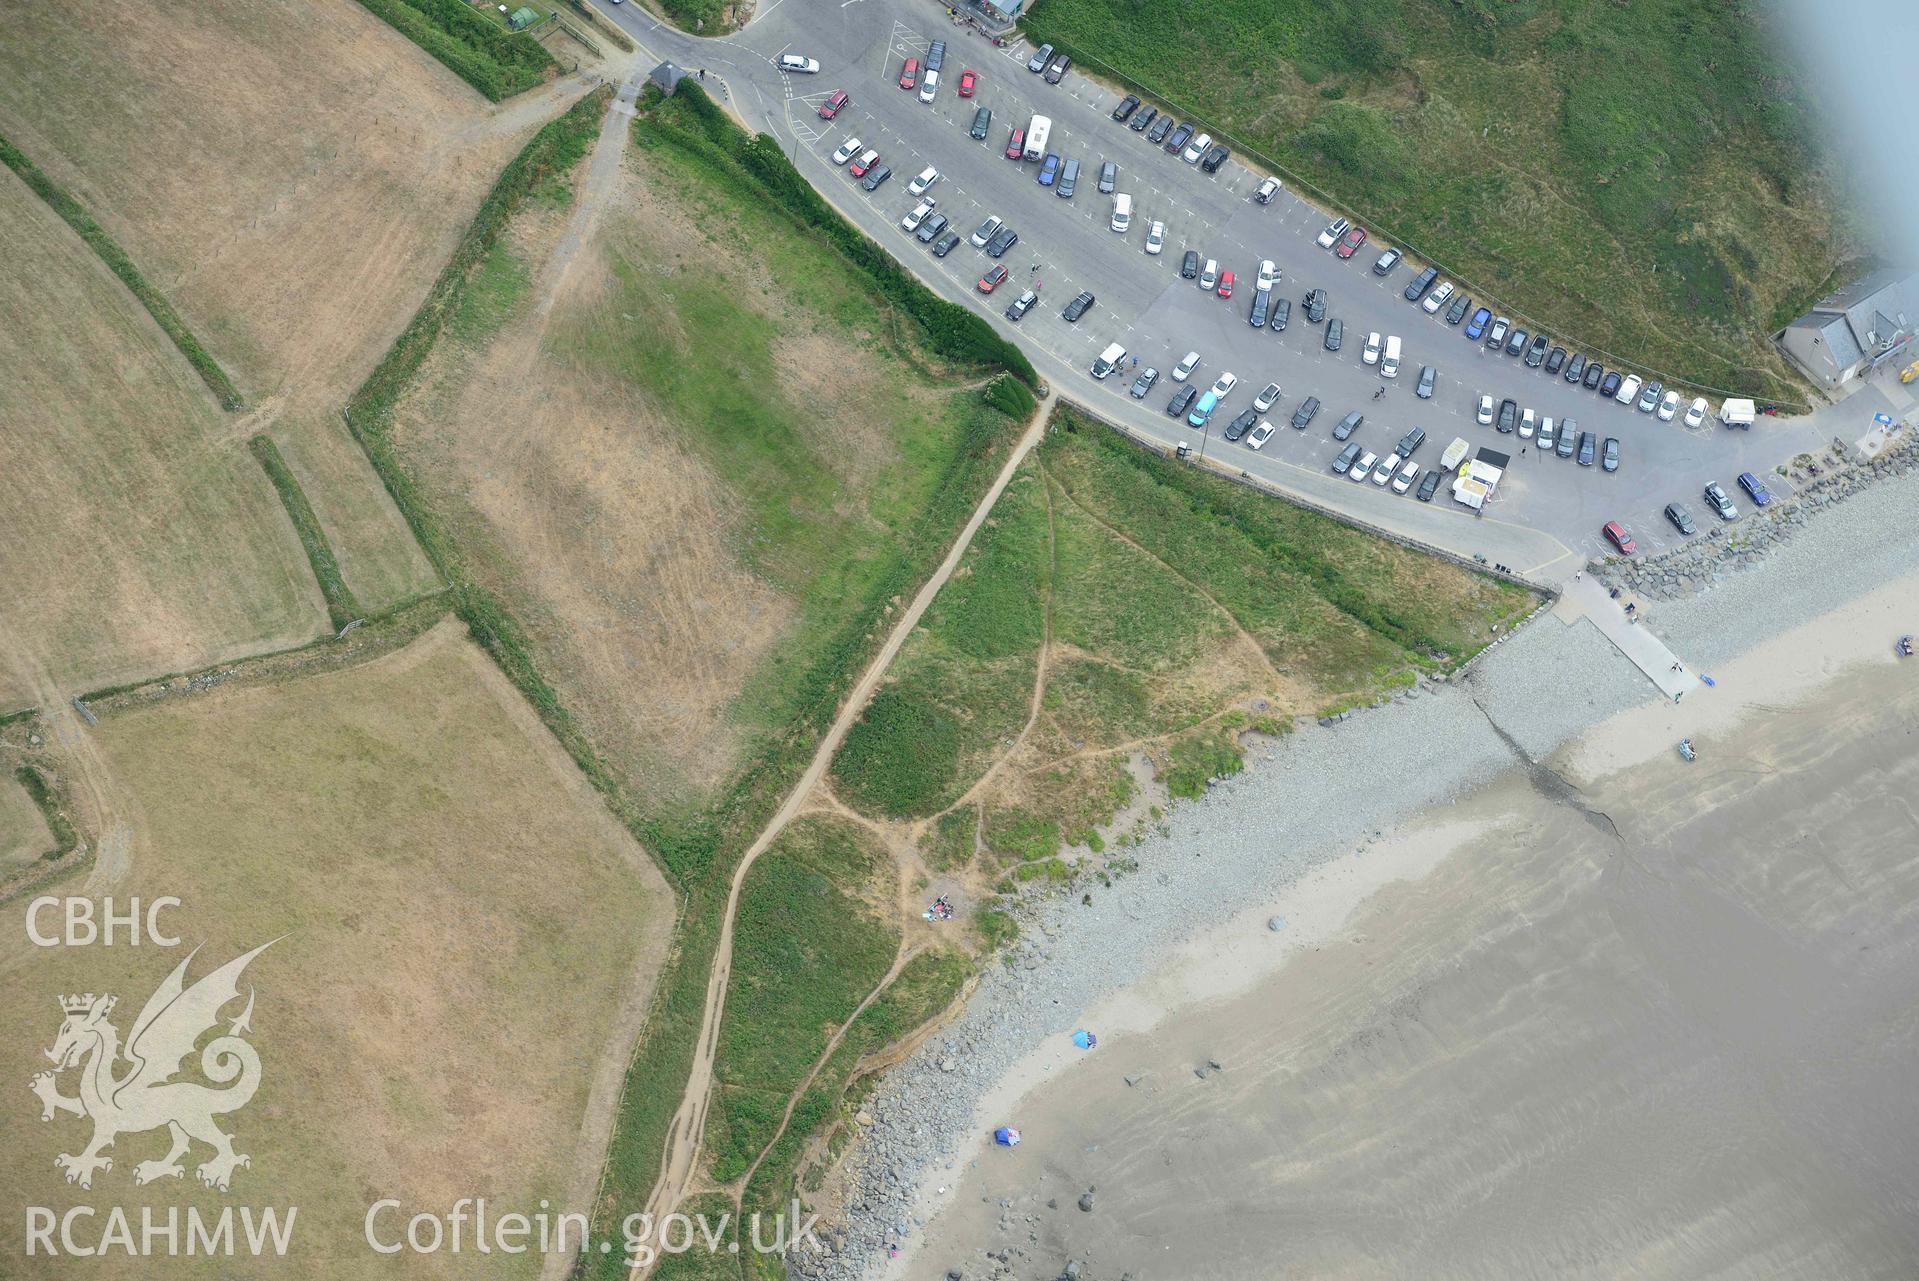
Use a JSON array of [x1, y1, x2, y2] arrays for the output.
[[30, 941, 274, 1192]]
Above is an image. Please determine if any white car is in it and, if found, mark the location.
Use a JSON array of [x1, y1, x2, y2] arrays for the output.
[[1199, 258, 1219, 290], [917, 69, 940, 103], [1247, 421, 1275, 450], [969, 214, 1003, 248], [1182, 132, 1212, 163], [1615, 374, 1642, 405], [1145, 220, 1165, 255], [1684, 396, 1708, 428], [1316, 217, 1350, 249], [1253, 381, 1282, 414], [908, 166, 941, 196], [1350, 451, 1378, 483], [1391, 460, 1420, 494], [1476, 394, 1495, 426], [1421, 281, 1455, 314], [1372, 452, 1401, 486], [1519, 408, 1536, 439], [1254, 177, 1282, 204], [1362, 332, 1382, 366], [1172, 351, 1201, 382], [900, 199, 936, 232], [778, 54, 821, 74], [1210, 371, 1239, 399], [1256, 259, 1279, 291], [1657, 390, 1682, 421], [1538, 416, 1555, 452], [832, 137, 864, 166]]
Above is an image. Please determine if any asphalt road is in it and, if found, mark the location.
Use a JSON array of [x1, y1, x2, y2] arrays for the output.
[[595, 0, 1854, 580]]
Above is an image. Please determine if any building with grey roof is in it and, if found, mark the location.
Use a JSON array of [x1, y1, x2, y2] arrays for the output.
[[1774, 268, 1917, 389]]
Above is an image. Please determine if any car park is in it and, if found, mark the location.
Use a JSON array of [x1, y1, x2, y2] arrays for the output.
[[1336, 226, 1369, 259], [1372, 452, 1401, 486], [779, 54, 821, 73], [1476, 394, 1495, 426], [1248, 288, 1270, 328], [1518, 407, 1536, 438], [931, 230, 960, 256], [1665, 503, 1697, 536], [978, 264, 1009, 292], [1270, 297, 1291, 330], [1254, 176, 1282, 204], [1037, 153, 1061, 186], [1167, 385, 1197, 418], [1062, 291, 1095, 322], [1485, 316, 1510, 349], [1422, 281, 1455, 314], [1738, 471, 1773, 506], [1397, 427, 1426, 457], [1564, 351, 1586, 383], [1044, 55, 1071, 84], [1584, 362, 1606, 390], [958, 69, 977, 97], [918, 70, 940, 103], [1636, 379, 1662, 412], [1525, 334, 1549, 367], [1181, 132, 1213, 163], [1005, 128, 1025, 160], [1291, 396, 1321, 429], [1147, 115, 1174, 144], [1603, 521, 1636, 555], [1404, 265, 1438, 301], [1112, 94, 1140, 122], [1172, 351, 1201, 381], [1199, 259, 1219, 290], [1145, 221, 1165, 254], [1180, 249, 1199, 279], [1416, 364, 1436, 399], [1684, 396, 1709, 428], [1188, 390, 1219, 427], [1466, 307, 1492, 339], [1324, 318, 1344, 351], [1216, 270, 1235, 298], [1417, 469, 1443, 502], [1098, 161, 1117, 194], [1004, 289, 1036, 321], [1496, 399, 1517, 433], [1057, 158, 1080, 197], [860, 164, 892, 192], [899, 58, 919, 89], [1505, 327, 1528, 357], [1333, 410, 1363, 441], [1350, 451, 1378, 483], [970, 107, 992, 140], [1332, 442, 1362, 475], [1253, 382, 1282, 414], [1303, 288, 1328, 323], [1223, 408, 1257, 442], [1201, 145, 1230, 173], [1602, 437, 1620, 472], [1577, 431, 1597, 466], [1704, 481, 1738, 520], [1130, 366, 1160, 398], [1373, 248, 1402, 275], [987, 226, 1019, 257], [832, 137, 864, 166], [1165, 122, 1196, 154], [1316, 217, 1350, 249], [849, 148, 880, 176], [1247, 421, 1276, 450], [1657, 390, 1681, 421], [915, 213, 948, 243], [1210, 371, 1239, 399], [1362, 331, 1382, 366], [1598, 370, 1622, 398], [819, 89, 849, 119], [1537, 416, 1555, 452], [970, 215, 1003, 247], [908, 166, 941, 196], [1544, 346, 1567, 375], [1557, 420, 1578, 458], [1027, 43, 1054, 73], [1446, 293, 1473, 325], [1391, 460, 1421, 494], [1130, 104, 1159, 133]]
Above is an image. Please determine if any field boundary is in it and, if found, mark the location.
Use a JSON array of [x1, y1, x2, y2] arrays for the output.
[[353, 0, 558, 101], [248, 435, 364, 631], [0, 133, 244, 410], [12, 765, 78, 863]]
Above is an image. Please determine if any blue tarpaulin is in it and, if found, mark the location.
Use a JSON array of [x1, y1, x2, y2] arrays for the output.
[[1070, 1029, 1097, 1049], [993, 1126, 1021, 1146]]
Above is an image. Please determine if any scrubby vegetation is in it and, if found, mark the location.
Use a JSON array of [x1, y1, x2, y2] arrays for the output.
[[353, 0, 555, 101]]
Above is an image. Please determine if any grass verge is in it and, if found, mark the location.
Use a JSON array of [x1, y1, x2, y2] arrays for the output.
[[248, 435, 363, 631], [0, 132, 242, 409], [352, 0, 555, 101]]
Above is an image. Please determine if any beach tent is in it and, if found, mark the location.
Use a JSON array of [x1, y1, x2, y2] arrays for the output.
[[993, 1126, 1021, 1146], [1070, 1029, 1097, 1049]]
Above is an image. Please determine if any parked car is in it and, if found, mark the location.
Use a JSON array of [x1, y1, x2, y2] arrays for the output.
[[1544, 346, 1567, 375], [1372, 452, 1401, 487], [898, 57, 919, 89], [1476, 394, 1495, 426], [1524, 334, 1549, 367], [779, 53, 821, 74], [1422, 281, 1455, 314], [1057, 157, 1079, 197], [1657, 390, 1681, 421], [1112, 94, 1141, 122], [1223, 408, 1257, 442], [1616, 374, 1643, 405], [1248, 288, 1271, 328], [969, 107, 992, 140], [1145, 221, 1165, 255], [970, 214, 1003, 247], [1316, 217, 1350, 249], [1391, 460, 1421, 494], [1636, 379, 1663, 413], [1397, 427, 1427, 458], [1291, 396, 1320, 429], [1465, 308, 1493, 340], [1417, 469, 1443, 502], [1061, 290, 1095, 322], [1004, 289, 1037, 321], [848, 147, 881, 177], [1270, 297, 1291, 330], [1446, 293, 1473, 325], [1336, 226, 1369, 259], [1738, 471, 1773, 506], [1254, 259, 1279, 291], [1181, 131, 1213, 163], [1129, 104, 1159, 133], [832, 136, 864, 166], [1362, 331, 1382, 366], [1556, 419, 1578, 458], [1303, 288, 1328, 323], [931, 230, 960, 256], [1333, 410, 1364, 441], [1564, 351, 1586, 383], [1044, 54, 1071, 84], [1516, 408, 1535, 437], [1216, 270, 1235, 298], [1171, 351, 1201, 382], [1598, 370, 1623, 399], [1404, 265, 1438, 301], [1603, 521, 1637, 555], [1005, 128, 1026, 160], [1350, 451, 1379, 483], [1373, 247, 1402, 275], [1026, 43, 1054, 73], [1247, 421, 1276, 450], [1254, 176, 1281, 204], [1485, 316, 1510, 349], [1704, 481, 1738, 520], [1130, 366, 1160, 398], [1199, 258, 1219, 290], [1332, 442, 1362, 475], [1180, 249, 1199, 279], [908, 165, 941, 196], [914, 213, 948, 243], [1416, 365, 1436, 399], [1324, 318, 1344, 351], [1496, 399, 1517, 433], [1253, 381, 1282, 413], [1577, 430, 1597, 466], [915, 69, 939, 103], [958, 69, 977, 97], [1505, 327, 1528, 357], [1602, 437, 1620, 472], [1584, 362, 1606, 390], [1665, 503, 1697, 536], [1165, 122, 1196, 154], [1037, 153, 1061, 186], [1201, 145, 1230, 173], [978, 264, 1009, 292], [1209, 371, 1239, 399], [819, 89, 850, 119], [986, 226, 1019, 257], [1147, 115, 1174, 144], [1187, 390, 1218, 427], [1537, 416, 1555, 453], [1684, 396, 1709, 428], [1097, 161, 1117, 194], [860, 164, 892, 192], [1167, 385, 1197, 418]]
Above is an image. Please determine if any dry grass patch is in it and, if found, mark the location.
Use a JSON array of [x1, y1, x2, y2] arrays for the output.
[[0, 771, 54, 871], [0, 618, 671, 1279]]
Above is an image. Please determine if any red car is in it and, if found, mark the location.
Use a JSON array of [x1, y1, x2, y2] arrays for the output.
[[958, 69, 977, 97], [1603, 521, 1637, 555], [1216, 270, 1235, 298], [818, 89, 849, 120], [899, 57, 920, 90], [1005, 128, 1025, 160], [1335, 226, 1369, 259], [848, 148, 880, 178], [978, 264, 1010, 293]]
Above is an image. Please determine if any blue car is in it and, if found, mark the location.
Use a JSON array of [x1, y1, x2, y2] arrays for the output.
[[1737, 471, 1773, 507], [1187, 390, 1218, 427], [1038, 153, 1061, 186], [1465, 307, 1491, 340]]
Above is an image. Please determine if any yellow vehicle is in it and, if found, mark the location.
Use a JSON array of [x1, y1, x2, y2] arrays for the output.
[[1900, 358, 1919, 384]]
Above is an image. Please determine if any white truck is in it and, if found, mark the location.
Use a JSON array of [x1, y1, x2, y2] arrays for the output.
[[1023, 115, 1052, 162], [1439, 437, 1471, 471], [1091, 342, 1128, 380], [1719, 398, 1755, 430]]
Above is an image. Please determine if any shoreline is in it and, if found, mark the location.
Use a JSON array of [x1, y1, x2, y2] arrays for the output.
[[801, 464, 1919, 1281]]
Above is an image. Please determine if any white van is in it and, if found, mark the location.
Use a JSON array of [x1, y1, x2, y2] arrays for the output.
[[1110, 193, 1132, 233], [1023, 115, 1052, 161], [1381, 335, 1401, 378], [1091, 342, 1128, 380]]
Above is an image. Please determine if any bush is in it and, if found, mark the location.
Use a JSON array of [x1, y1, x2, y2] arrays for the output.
[[249, 436, 362, 630], [353, 0, 555, 101]]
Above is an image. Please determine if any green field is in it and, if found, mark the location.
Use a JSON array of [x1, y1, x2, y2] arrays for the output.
[[1022, 0, 1840, 400]]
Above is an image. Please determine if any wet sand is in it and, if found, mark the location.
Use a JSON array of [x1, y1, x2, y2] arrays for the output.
[[901, 591, 1919, 1279]]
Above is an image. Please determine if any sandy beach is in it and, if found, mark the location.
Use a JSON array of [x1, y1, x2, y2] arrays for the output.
[[809, 466, 1919, 1281]]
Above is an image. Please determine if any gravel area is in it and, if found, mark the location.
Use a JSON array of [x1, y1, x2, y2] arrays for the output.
[[797, 463, 1919, 1281]]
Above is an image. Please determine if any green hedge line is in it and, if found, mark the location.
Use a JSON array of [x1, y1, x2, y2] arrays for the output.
[[248, 435, 362, 631], [655, 83, 1039, 388], [0, 133, 243, 410], [354, 0, 555, 101], [15, 765, 79, 862]]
